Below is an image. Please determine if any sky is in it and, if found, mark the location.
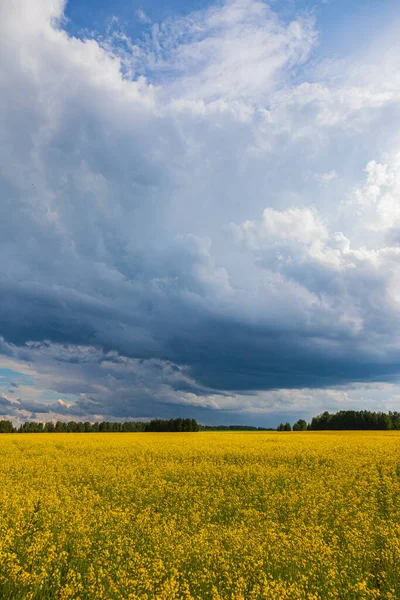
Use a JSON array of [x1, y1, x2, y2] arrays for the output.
[[1, 0, 400, 427]]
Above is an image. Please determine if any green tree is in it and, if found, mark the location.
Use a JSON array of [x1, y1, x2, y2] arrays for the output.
[[55, 421, 66, 433], [293, 419, 307, 431], [0, 420, 14, 433]]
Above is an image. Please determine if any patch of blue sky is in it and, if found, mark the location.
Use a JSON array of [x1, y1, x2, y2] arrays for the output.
[[64, 0, 212, 41], [0, 369, 34, 389], [41, 391, 81, 404], [64, 0, 399, 56]]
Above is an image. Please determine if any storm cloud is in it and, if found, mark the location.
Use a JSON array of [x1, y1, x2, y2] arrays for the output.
[[1, 0, 400, 424]]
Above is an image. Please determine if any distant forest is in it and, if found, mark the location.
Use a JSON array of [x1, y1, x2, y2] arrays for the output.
[[0, 419, 273, 433], [278, 410, 400, 431], [0, 418, 200, 434], [200, 425, 274, 431], [1, 410, 400, 433]]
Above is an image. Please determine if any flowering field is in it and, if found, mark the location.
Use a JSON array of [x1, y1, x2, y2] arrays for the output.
[[1, 432, 400, 600]]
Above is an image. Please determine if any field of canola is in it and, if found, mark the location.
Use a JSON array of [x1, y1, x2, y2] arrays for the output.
[[1, 431, 400, 600]]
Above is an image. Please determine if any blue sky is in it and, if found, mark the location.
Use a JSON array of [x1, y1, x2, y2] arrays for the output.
[[1, 0, 400, 426], [64, 0, 398, 58]]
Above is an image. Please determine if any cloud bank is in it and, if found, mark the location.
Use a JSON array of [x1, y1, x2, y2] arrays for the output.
[[1, 0, 400, 424]]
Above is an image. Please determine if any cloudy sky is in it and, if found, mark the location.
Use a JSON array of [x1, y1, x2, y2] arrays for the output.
[[1, 0, 400, 426]]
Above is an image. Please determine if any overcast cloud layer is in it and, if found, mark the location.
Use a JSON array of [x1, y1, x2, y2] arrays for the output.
[[1, 0, 400, 425]]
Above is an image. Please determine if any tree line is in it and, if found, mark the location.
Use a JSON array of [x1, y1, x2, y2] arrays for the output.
[[277, 410, 400, 431], [0, 418, 200, 434], [0, 419, 275, 434], [199, 425, 274, 431], [309, 410, 400, 430]]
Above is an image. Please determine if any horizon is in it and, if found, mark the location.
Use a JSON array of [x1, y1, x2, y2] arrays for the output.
[[2, 407, 399, 431]]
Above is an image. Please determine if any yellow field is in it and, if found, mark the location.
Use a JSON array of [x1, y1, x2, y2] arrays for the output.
[[1, 432, 400, 600]]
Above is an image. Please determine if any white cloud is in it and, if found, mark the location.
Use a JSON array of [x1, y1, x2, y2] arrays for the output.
[[137, 10, 152, 25], [314, 170, 337, 184], [348, 154, 400, 233], [232, 207, 328, 248], [114, 0, 317, 103]]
